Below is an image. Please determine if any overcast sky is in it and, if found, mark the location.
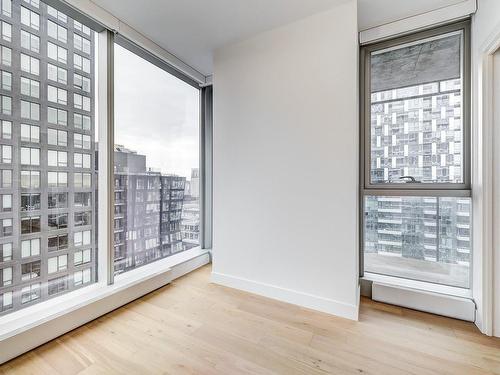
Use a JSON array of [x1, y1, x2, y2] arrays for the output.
[[113, 44, 200, 180]]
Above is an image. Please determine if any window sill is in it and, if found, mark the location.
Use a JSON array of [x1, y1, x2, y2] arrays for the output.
[[361, 272, 472, 299], [0, 247, 210, 363]]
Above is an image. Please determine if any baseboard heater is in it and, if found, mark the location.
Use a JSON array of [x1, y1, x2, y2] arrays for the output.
[[372, 282, 476, 322]]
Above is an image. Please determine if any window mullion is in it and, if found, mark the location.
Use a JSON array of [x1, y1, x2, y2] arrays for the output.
[[97, 29, 114, 285]]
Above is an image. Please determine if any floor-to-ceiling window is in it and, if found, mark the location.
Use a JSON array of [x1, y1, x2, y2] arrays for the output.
[[361, 21, 471, 289], [0, 0, 99, 315], [0, 0, 210, 362], [113, 41, 201, 275]]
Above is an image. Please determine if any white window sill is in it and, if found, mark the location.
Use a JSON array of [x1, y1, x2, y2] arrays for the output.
[[0, 247, 210, 342], [362, 272, 472, 299]]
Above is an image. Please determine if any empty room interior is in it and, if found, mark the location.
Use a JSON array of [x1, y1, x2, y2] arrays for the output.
[[0, 0, 500, 373]]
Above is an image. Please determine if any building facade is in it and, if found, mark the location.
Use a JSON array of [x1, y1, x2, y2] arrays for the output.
[[181, 167, 200, 250], [0, 0, 96, 315], [113, 146, 186, 275]]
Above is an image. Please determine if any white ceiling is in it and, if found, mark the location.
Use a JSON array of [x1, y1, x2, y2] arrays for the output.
[[91, 0, 469, 76], [358, 0, 468, 31], [91, 0, 350, 76]]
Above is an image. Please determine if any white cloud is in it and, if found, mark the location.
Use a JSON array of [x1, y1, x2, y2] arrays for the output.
[[113, 44, 200, 179]]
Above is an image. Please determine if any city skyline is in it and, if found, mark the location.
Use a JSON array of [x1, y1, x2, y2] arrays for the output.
[[114, 143, 198, 180]]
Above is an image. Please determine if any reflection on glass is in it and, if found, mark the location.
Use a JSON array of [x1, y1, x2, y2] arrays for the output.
[[370, 32, 464, 184], [113, 44, 200, 275], [364, 196, 471, 288]]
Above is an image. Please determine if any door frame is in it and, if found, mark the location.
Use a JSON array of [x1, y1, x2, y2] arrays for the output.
[[473, 21, 500, 336]]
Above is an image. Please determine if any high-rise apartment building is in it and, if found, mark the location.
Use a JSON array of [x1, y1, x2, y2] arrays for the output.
[[0, 0, 96, 314], [181, 200, 200, 250], [113, 146, 186, 274], [181, 167, 200, 250], [189, 167, 199, 198], [370, 78, 463, 184]]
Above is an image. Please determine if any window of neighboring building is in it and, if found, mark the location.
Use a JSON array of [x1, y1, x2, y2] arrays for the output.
[[48, 275, 67, 295], [21, 238, 40, 258], [0, 243, 12, 262], [73, 33, 90, 54], [47, 19, 66, 43], [20, 53, 38, 75], [74, 113, 90, 130], [0, 70, 11, 90], [73, 268, 91, 286], [74, 133, 91, 149], [47, 63, 66, 84], [48, 192, 67, 209], [20, 100, 39, 120], [74, 249, 91, 265], [47, 171, 67, 187], [21, 260, 40, 281], [20, 170, 39, 188], [47, 41, 66, 63], [21, 30, 39, 52], [74, 230, 91, 247], [47, 85, 67, 104], [1, 266, 12, 286], [21, 216, 40, 234], [20, 77, 40, 98], [48, 213, 67, 230], [1, 0, 11, 17], [1, 120, 11, 139], [21, 193, 40, 211], [47, 4, 66, 22], [48, 254, 67, 273], [1, 194, 11, 211], [0, 95, 11, 115], [47, 150, 67, 167], [74, 172, 91, 188], [73, 20, 90, 36], [20, 146, 39, 165], [0, 21, 10, 42], [48, 234, 68, 252], [20, 6, 39, 30], [21, 283, 40, 304], [74, 211, 91, 226], [74, 73, 90, 92], [47, 107, 67, 126], [73, 53, 90, 73], [74, 153, 91, 169], [0, 144, 11, 163], [73, 93, 90, 111]]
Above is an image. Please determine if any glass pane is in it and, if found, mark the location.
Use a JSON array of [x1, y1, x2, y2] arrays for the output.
[[114, 44, 200, 275], [370, 31, 464, 184], [0, 1, 98, 316], [364, 196, 471, 288]]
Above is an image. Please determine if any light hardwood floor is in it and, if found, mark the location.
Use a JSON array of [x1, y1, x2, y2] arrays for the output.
[[1, 265, 500, 374]]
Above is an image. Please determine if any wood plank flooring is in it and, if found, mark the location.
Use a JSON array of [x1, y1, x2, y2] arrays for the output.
[[1, 265, 500, 374]]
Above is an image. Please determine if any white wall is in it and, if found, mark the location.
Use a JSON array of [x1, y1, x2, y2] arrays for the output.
[[212, 0, 359, 320], [471, 0, 500, 337]]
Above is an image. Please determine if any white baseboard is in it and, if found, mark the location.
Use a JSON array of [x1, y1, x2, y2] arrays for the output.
[[372, 282, 476, 321], [211, 271, 359, 321], [0, 251, 210, 364]]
